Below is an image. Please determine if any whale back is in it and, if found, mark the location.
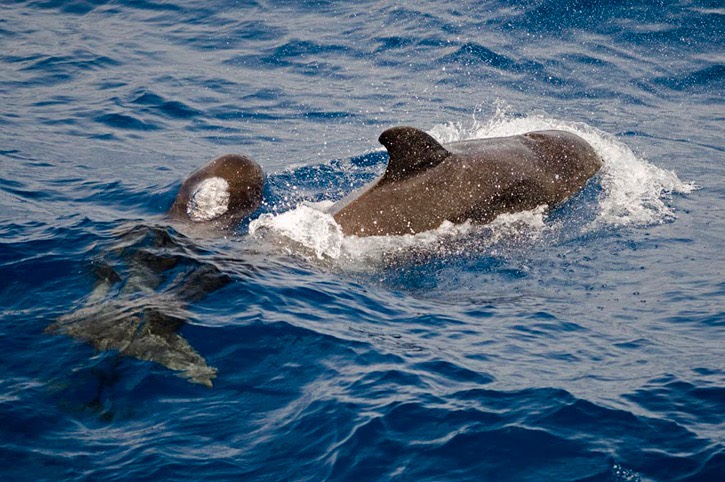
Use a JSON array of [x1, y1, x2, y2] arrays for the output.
[[334, 126, 603, 237], [378, 127, 450, 185]]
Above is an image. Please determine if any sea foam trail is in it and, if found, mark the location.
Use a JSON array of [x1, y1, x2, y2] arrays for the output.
[[249, 112, 694, 264]]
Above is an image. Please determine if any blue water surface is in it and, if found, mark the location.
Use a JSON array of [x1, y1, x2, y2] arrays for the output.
[[1, 1, 723, 481]]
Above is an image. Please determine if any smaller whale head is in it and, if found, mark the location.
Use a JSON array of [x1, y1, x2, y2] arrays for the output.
[[169, 154, 264, 230]]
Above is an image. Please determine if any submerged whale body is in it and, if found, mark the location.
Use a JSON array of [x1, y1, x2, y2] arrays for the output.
[[331, 127, 603, 236], [51, 154, 264, 387], [48, 225, 230, 387]]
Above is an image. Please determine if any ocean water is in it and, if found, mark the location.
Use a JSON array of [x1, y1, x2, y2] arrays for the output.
[[1, 1, 723, 480]]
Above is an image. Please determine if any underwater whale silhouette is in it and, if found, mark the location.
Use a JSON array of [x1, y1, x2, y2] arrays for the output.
[[49, 155, 265, 387]]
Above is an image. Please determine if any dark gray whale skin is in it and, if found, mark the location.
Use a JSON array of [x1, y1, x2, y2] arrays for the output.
[[168, 153, 264, 231], [332, 127, 603, 237]]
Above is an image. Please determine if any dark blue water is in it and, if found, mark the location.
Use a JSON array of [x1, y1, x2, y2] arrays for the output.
[[1, 1, 723, 480]]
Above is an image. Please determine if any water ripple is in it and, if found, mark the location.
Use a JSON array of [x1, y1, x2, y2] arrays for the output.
[[0, 1, 721, 480]]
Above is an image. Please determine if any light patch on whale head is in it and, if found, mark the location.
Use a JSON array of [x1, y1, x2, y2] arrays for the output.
[[187, 177, 230, 222]]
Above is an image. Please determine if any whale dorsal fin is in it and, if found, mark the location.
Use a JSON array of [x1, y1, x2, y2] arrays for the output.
[[378, 126, 450, 185]]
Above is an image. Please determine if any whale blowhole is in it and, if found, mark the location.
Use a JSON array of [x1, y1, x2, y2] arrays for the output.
[[187, 177, 230, 222]]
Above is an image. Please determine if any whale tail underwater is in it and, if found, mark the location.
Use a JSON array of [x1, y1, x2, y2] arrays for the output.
[[50, 127, 602, 385], [49, 154, 265, 387]]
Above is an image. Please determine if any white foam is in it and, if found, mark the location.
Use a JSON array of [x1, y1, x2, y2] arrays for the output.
[[187, 177, 230, 222], [251, 109, 694, 265], [249, 202, 343, 259], [249, 201, 549, 266]]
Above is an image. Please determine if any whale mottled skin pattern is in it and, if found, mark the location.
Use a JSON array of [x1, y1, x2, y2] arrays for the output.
[[332, 127, 603, 237]]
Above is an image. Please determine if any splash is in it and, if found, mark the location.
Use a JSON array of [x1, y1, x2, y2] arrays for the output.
[[251, 109, 694, 264], [187, 177, 230, 222], [250, 202, 343, 260], [250, 201, 549, 266]]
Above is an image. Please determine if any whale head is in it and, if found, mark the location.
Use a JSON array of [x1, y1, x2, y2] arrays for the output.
[[169, 154, 264, 230]]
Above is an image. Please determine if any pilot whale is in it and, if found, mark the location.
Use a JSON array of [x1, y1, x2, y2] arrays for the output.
[[168, 153, 265, 230], [331, 126, 602, 236], [49, 154, 265, 387]]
